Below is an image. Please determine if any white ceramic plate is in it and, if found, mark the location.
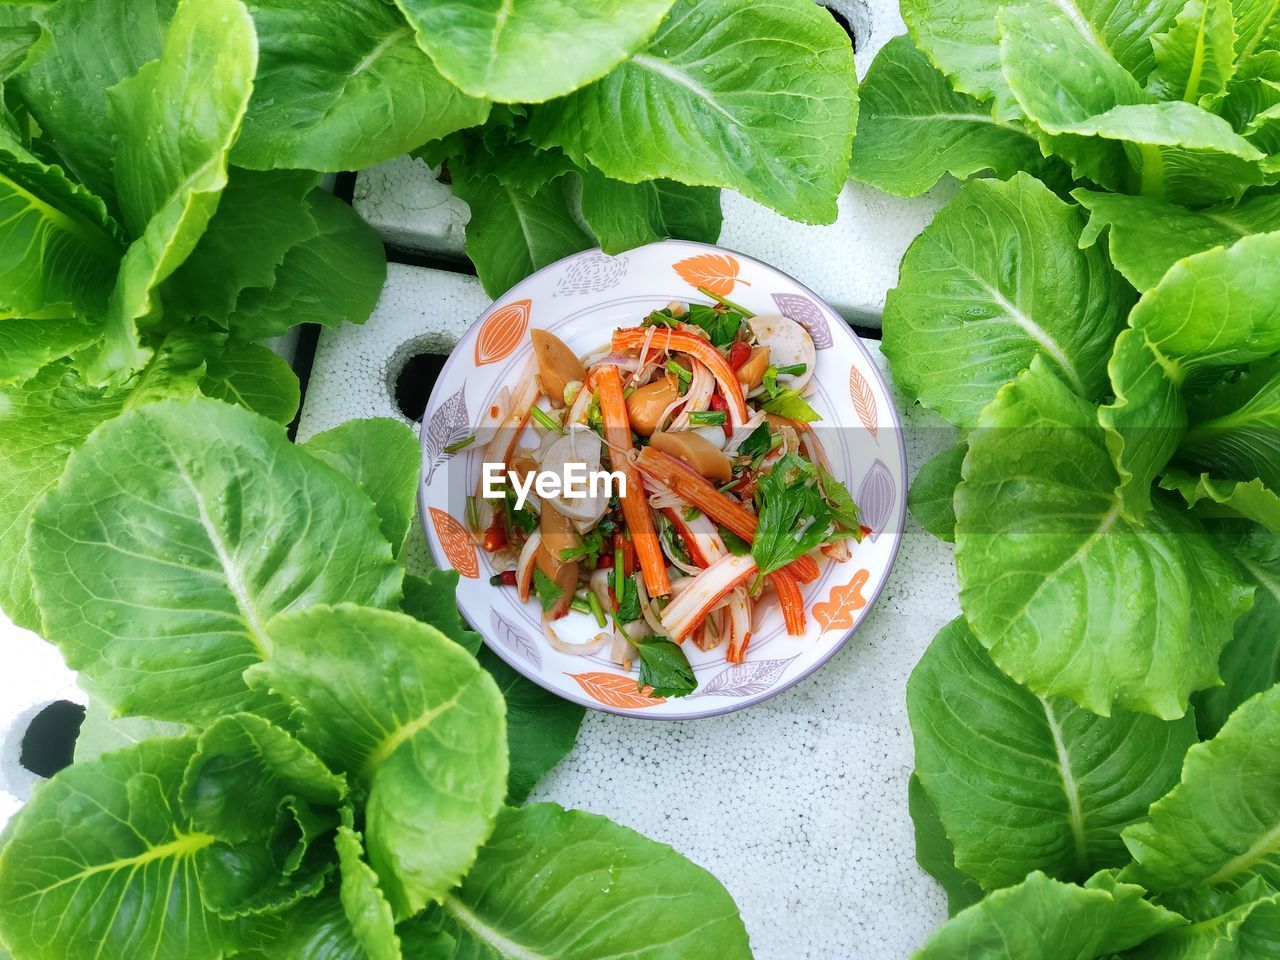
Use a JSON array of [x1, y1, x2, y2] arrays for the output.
[[419, 241, 906, 719]]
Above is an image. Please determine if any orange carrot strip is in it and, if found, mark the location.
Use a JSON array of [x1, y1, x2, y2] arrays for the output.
[[612, 326, 749, 428], [596, 365, 670, 597], [770, 569, 806, 636]]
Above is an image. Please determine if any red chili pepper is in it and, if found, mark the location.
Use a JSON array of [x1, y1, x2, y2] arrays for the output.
[[595, 552, 615, 570], [708, 392, 732, 437], [728, 340, 751, 370], [499, 570, 517, 586], [860, 524, 873, 538], [482, 520, 507, 553]]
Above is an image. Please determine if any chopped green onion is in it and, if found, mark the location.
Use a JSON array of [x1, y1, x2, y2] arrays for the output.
[[775, 362, 807, 377], [466, 495, 479, 532], [614, 543, 624, 600], [688, 410, 727, 426], [443, 434, 476, 453], [570, 596, 592, 614], [696, 285, 754, 318], [529, 404, 563, 433], [587, 590, 607, 627], [666, 359, 692, 384]]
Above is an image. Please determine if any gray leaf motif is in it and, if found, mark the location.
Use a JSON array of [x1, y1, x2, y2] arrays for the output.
[[689, 657, 797, 698], [423, 385, 470, 483], [491, 609, 542, 669], [857, 459, 895, 542], [554, 252, 628, 296], [772, 293, 833, 349]]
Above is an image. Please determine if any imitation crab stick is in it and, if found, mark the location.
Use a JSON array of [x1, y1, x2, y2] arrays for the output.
[[595, 364, 671, 597], [612, 326, 750, 429], [768, 568, 806, 637], [660, 553, 758, 642], [635, 446, 819, 584]]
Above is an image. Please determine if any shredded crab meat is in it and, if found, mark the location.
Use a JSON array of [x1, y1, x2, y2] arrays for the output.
[[629, 326, 660, 389], [660, 553, 758, 642]]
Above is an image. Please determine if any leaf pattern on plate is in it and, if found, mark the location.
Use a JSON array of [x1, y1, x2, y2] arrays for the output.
[[422, 385, 470, 483], [429, 507, 479, 579], [813, 569, 870, 634], [689, 657, 798, 698], [858, 459, 896, 541], [553, 252, 628, 296], [490, 609, 541, 669], [772, 292, 833, 349], [673, 253, 749, 296], [567, 671, 666, 709], [848, 364, 879, 439], [474, 299, 531, 366]]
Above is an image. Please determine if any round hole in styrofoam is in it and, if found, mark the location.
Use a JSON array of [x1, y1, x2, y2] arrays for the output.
[[817, 0, 870, 52], [391, 350, 448, 423], [19, 699, 85, 779]]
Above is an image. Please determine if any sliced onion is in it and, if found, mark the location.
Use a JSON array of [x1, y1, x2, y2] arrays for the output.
[[634, 573, 671, 637], [516, 530, 542, 603], [726, 410, 768, 455], [491, 546, 519, 573], [542, 614, 609, 656]]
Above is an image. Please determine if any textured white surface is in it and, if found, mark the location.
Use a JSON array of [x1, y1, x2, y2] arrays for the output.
[[0, 618, 82, 826], [352, 0, 957, 325], [304, 264, 958, 957]]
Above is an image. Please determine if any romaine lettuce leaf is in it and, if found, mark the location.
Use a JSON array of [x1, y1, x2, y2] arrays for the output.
[[913, 870, 1184, 960], [1074, 187, 1280, 291], [1146, 0, 1236, 103], [28, 397, 404, 723], [527, 0, 858, 225], [1123, 684, 1280, 891], [440, 804, 753, 959], [910, 618, 1195, 890], [86, 0, 257, 384], [909, 773, 984, 916], [248, 605, 508, 919], [850, 34, 1056, 197], [234, 0, 489, 172], [883, 173, 1131, 428], [956, 358, 1252, 718], [392, 0, 676, 104], [578, 167, 722, 255]]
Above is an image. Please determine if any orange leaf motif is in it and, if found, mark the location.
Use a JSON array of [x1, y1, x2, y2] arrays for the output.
[[429, 507, 479, 579], [848, 365, 879, 439], [474, 299, 531, 366], [813, 569, 870, 633], [672, 254, 749, 297], [568, 672, 667, 709]]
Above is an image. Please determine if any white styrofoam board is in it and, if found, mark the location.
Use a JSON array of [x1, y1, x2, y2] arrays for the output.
[[353, 1, 956, 325], [301, 262, 958, 958]]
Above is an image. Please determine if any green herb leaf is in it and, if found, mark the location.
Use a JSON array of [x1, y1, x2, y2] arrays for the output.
[[532, 567, 564, 613], [908, 441, 966, 542], [633, 635, 697, 698], [85, 0, 258, 384], [817, 462, 862, 536], [719, 527, 752, 556], [761, 389, 821, 423], [737, 422, 772, 461], [683, 303, 741, 348], [751, 454, 831, 576], [615, 572, 642, 622]]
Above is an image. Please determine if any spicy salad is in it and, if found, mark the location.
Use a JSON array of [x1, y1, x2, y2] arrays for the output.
[[458, 291, 867, 699]]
